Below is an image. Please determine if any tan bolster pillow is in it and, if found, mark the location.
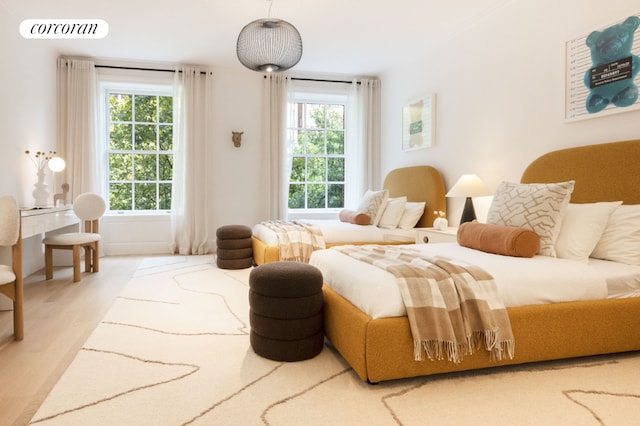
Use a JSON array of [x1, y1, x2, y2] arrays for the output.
[[457, 222, 540, 258], [339, 209, 371, 225]]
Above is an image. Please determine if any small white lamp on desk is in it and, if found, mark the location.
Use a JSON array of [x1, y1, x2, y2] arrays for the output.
[[446, 174, 491, 225], [48, 156, 68, 206], [48, 156, 66, 173]]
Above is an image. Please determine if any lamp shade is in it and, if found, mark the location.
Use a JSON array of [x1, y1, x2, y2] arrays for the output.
[[446, 174, 491, 198], [48, 156, 66, 172], [446, 174, 491, 225], [236, 18, 303, 72]]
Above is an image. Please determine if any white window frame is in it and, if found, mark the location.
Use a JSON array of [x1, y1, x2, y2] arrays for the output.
[[99, 82, 174, 214], [287, 84, 352, 220]]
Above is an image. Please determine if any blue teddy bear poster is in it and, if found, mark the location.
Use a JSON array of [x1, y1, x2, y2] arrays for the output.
[[584, 16, 640, 114]]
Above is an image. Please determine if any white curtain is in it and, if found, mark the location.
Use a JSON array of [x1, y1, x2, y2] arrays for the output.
[[170, 67, 214, 255], [56, 58, 100, 200], [262, 74, 293, 219], [346, 78, 381, 207]]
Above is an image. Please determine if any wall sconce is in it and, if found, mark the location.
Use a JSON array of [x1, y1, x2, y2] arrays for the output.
[[446, 174, 491, 225]]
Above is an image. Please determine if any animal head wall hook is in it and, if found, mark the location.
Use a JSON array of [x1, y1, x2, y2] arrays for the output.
[[232, 131, 244, 148]]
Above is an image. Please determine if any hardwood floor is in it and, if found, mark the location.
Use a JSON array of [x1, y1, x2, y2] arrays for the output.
[[0, 255, 145, 426]]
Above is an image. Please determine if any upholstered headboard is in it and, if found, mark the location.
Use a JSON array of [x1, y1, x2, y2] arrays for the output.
[[382, 165, 447, 228], [520, 139, 640, 205]]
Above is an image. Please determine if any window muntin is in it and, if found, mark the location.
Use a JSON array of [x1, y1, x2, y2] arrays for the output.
[[288, 101, 345, 210], [107, 90, 173, 212]]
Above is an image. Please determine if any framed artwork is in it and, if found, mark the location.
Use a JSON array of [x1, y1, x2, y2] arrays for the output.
[[565, 13, 640, 121], [402, 94, 436, 151]]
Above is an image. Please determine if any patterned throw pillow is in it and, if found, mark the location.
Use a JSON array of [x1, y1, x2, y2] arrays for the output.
[[486, 180, 575, 257], [356, 189, 389, 226]]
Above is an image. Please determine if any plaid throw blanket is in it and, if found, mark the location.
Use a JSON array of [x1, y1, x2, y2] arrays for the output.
[[332, 245, 515, 363], [261, 220, 326, 263]]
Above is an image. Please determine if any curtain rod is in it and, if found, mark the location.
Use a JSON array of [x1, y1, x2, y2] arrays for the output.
[[95, 64, 210, 75], [263, 75, 361, 85], [96, 65, 362, 82], [96, 65, 359, 82]]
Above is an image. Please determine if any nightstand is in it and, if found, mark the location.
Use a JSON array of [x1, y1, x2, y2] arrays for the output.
[[415, 227, 458, 244]]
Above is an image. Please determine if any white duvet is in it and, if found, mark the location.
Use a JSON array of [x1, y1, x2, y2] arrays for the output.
[[309, 243, 611, 319], [253, 219, 416, 246]]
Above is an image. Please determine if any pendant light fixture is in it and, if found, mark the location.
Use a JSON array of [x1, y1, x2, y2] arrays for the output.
[[236, 0, 303, 72]]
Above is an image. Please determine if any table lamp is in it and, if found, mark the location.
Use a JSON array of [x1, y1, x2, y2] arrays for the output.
[[48, 156, 67, 206], [446, 174, 491, 225], [48, 156, 66, 173]]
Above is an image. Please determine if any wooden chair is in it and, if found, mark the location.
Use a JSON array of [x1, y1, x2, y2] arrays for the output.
[[0, 196, 24, 340], [43, 193, 106, 283]]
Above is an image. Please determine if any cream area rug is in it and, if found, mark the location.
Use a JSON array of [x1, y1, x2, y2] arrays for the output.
[[31, 255, 640, 425]]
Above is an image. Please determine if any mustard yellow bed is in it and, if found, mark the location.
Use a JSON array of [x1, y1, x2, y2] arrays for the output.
[[252, 165, 447, 265], [323, 139, 640, 383]]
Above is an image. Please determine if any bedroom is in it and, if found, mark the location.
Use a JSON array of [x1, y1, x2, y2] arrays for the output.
[[1, 0, 638, 267], [1, 0, 640, 423]]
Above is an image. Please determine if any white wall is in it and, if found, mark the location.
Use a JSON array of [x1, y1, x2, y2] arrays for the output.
[[0, 8, 58, 277], [208, 66, 266, 244], [0, 12, 57, 205], [380, 0, 640, 225]]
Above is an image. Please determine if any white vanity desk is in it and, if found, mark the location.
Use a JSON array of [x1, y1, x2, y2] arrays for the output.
[[20, 205, 79, 239]]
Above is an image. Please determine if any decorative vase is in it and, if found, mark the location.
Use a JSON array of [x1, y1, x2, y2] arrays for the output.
[[32, 169, 49, 207], [433, 217, 448, 231]]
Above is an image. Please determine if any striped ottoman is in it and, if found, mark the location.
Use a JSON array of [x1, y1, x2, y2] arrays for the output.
[[249, 261, 324, 361], [216, 225, 253, 269]]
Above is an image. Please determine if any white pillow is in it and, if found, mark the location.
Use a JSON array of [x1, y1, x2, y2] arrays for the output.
[[356, 189, 389, 226], [555, 201, 622, 262], [591, 204, 640, 265], [486, 180, 574, 257], [398, 201, 426, 230], [378, 196, 407, 229]]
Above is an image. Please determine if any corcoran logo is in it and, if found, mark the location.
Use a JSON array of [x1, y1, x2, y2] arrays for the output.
[[20, 19, 109, 39]]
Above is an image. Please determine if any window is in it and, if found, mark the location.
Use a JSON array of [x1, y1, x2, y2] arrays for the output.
[[288, 95, 346, 211], [106, 89, 173, 212]]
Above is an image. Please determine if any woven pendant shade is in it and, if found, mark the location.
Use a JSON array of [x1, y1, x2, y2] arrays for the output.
[[236, 18, 303, 72]]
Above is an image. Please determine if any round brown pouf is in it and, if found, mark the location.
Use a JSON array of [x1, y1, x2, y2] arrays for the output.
[[249, 261, 324, 362], [216, 225, 253, 269]]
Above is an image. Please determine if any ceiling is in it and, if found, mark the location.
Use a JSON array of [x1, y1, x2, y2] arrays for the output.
[[5, 0, 510, 76]]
